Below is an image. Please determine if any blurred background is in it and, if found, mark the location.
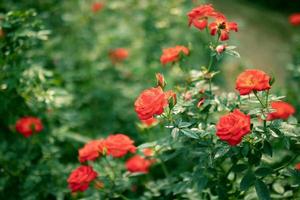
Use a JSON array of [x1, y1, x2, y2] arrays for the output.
[[0, 0, 299, 199]]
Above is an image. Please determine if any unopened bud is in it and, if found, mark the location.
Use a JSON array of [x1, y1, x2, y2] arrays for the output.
[[156, 73, 166, 88]]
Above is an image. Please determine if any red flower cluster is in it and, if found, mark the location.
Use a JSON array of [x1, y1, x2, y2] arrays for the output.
[[289, 13, 300, 26], [91, 2, 104, 13], [79, 139, 106, 163], [235, 69, 271, 95], [160, 45, 189, 65], [216, 109, 251, 146], [125, 155, 152, 173], [188, 4, 238, 41], [78, 134, 136, 162], [15, 117, 43, 138], [67, 166, 98, 192], [109, 48, 129, 63], [267, 101, 295, 121]]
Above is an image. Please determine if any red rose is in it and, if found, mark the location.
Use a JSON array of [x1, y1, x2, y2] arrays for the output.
[[78, 139, 106, 163], [160, 46, 189, 65], [125, 155, 152, 173], [142, 148, 154, 157], [109, 48, 129, 63], [134, 87, 168, 120], [91, 2, 104, 13], [105, 134, 136, 158], [235, 69, 271, 95], [289, 13, 300, 26], [67, 166, 98, 192], [267, 101, 295, 121], [141, 117, 158, 127], [197, 98, 205, 108], [295, 163, 300, 171], [209, 16, 238, 41], [216, 109, 251, 146], [187, 4, 221, 30], [15, 117, 43, 138]]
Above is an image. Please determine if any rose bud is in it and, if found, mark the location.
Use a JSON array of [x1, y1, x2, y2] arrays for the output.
[[197, 98, 205, 108], [184, 92, 192, 101], [216, 44, 226, 54], [156, 73, 166, 88]]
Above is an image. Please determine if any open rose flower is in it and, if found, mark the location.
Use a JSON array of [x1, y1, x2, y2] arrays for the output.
[[209, 15, 238, 41], [105, 134, 136, 158], [91, 2, 104, 13], [109, 48, 129, 63], [134, 87, 168, 120], [160, 46, 189, 65], [235, 69, 271, 95], [78, 139, 106, 163], [267, 101, 295, 121], [216, 109, 251, 146], [67, 166, 98, 192], [15, 117, 43, 138], [125, 155, 152, 173], [289, 13, 300, 26], [187, 4, 222, 30]]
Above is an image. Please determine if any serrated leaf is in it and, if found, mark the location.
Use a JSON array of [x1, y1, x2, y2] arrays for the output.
[[255, 179, 271, 200], [255, 167, 273, 177], [181, 129, 199, 139], [263, 141, 272, 157], [240, 171, 255, 191]]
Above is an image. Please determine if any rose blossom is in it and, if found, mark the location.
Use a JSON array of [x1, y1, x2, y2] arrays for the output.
[[67, 166, 98, 192], [125, 155, 152, 173], [216, 44, 226, 54], [160, 46, 189, 65], [295, 163, 300, 171], [15, 117, 43, 138], [91, 2, 104, 13], [78, 139, 106, 163], [104, 134, 136, 158], [134, 87, 168, 120], [109, 48, 129, 63], [216, 109, 251, 146], [267, 101, 295, 121], [209, 15, 238, 41], [235, 69, 271, 95], [289, 13, 300, 26]]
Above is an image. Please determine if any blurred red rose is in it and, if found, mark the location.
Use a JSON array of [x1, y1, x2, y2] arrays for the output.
[[109, 48, 129, 63], [216, 109, 251, 146], [91, 2, 104, 13], [267, 101, 295, 121], [143, 148, 154, 157], [141, 117, 158, 127], [78, 139, 106, 163], [15, 117, 43, 138], [235, 69, 271, 95], [209, 16, 238, 41], [187, 4, 221, 30], [160, 46, 189, 65], [125, 155, 152, 173], [67, 166, 97, 192], [289, 13, 300, 26], [105, 134, 136, 158], [295, 163, 300, 171], [134, 87, 168, 120]]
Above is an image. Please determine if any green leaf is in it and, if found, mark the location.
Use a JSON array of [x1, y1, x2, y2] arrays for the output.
[[232, 164, 248, 173], [263, 141, 272, 157], [240, 171, 255, 191], [181, 129, 199, 139], [241, 143, 250, 157], [255, 167, 273, 177], [197, 176, 208, 191], [255, 179, 271, 200], [171, 128, 179, 139], [214, 146, 230, 159]]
